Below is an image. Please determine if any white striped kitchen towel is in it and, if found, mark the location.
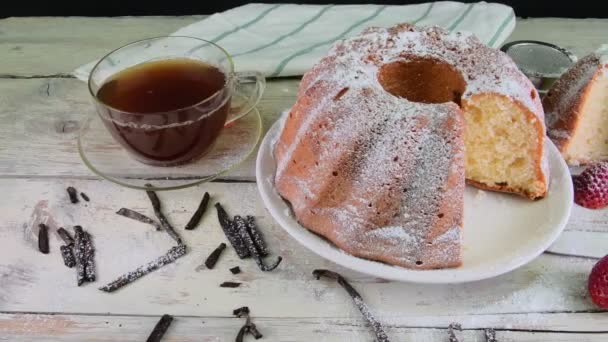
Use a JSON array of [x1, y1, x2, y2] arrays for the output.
[[74, 2, 516, 80]]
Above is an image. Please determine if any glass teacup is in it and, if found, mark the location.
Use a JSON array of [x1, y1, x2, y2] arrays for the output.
[[88, 36, 265, 166]]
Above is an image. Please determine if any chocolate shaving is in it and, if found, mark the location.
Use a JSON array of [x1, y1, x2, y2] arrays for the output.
[[145, 185, 183, 244], [38, 223, 50, 254], [234, 216, 282, 272], [313, 269, 390, 342], [205, 242, 226, 269], [215, 203, 249, 259], [184, 192, 210, 230], [220, 281, 241, 288], [66, 186, 79, 204], [146, 314, 173, 342], [73, 226, 95, 285], [245, 216, 268, 257], [233, 306, 263, 341], [80, 192, 90, 202], [230, 266, 241, 274], [116, 208, 161, 231], [448, 323, 462, 342], [485, 328, 497, 342], [60, 245, 76, 268], [56, 227, 74, 245], [99, 244, 187, 293]]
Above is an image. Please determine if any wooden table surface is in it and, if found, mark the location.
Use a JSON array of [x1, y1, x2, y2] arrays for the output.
[[1, 16, 608, 341]]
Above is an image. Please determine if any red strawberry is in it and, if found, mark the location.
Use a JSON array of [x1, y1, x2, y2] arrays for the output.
[[573, 162, 608, 209], [588, 255, 608, 308]]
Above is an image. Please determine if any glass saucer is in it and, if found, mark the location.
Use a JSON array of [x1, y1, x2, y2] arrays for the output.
[[78, 108, 262, 191]]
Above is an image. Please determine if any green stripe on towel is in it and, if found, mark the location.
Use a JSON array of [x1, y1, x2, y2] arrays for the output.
[[412, 2, 435, 24], [270, 5, 388, 77], [233, 5, 335, 58], [188, 4, 282, 54], [449, 3, 475, 32], [488, 11, 515, 47]]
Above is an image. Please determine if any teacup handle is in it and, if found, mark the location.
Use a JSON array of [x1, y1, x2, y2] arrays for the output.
[[227, 71, 266, 125]]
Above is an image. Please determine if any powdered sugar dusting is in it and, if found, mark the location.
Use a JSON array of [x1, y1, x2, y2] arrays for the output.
[[434, 226, 460, 243], [99, 244, 187, 292], [597, 44, 608, 65], [545, 54, 601, 129], [543, 50, 608, 158], [352, 296, 389, 341], [377, 27, 542, 115], [274, 24, 545, 269], [367, 226, 418, 241]]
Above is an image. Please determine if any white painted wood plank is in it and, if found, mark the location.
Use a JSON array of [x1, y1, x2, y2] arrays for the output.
[[566, 205, 608, 233], [0, 178, 599, 318], [1, 313, 608, 342], [0, 16, 203, 76], [505, 18, 608, 59], [1, 17, 608, 76], [549, 230, 608, 258], [0, 78, 297, 180]]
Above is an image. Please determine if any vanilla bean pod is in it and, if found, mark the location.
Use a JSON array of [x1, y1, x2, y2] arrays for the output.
[[234, 216, 281, 271], [220, 281, 241, 288], [56, 227, 74, 245], [215, 203, 249, 258], [83, 231, 95, 282], [146, 314, 173, 342], [184, 192, 210, 230], [57, 227, 75, 268], [313, 269, 389, 342], [38, 223, 49, 254], [448, 323, 462, 342], [66, 186, 79, 204], [205, 243, 226, 269], [233, 306, 262, 341], [73, 226, 87, 285], [80, 192, 90, 202], [116, 208, 161, 231], [245, 215, 267, 256], [145, 185, 182, 244], [485, 328, 497, 342], [99, 244, 187, 293], [60, 245, 76, 268]]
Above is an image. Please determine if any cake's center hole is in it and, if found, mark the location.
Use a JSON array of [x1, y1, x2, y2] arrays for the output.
[[378, 58, 466, 105]]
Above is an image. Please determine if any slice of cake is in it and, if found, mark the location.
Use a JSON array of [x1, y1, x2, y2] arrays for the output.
[[544, 45, 608, 165]]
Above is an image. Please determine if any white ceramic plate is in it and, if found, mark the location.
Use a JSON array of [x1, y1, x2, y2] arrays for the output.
[[257, 119, 573, 283]]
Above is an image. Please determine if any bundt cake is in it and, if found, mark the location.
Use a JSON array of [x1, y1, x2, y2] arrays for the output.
[[544, 45, 608, 165], [274, 24, 548, 269]]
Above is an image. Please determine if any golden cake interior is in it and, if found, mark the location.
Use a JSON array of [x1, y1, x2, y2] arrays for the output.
[[378, 58, 544, 198]]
